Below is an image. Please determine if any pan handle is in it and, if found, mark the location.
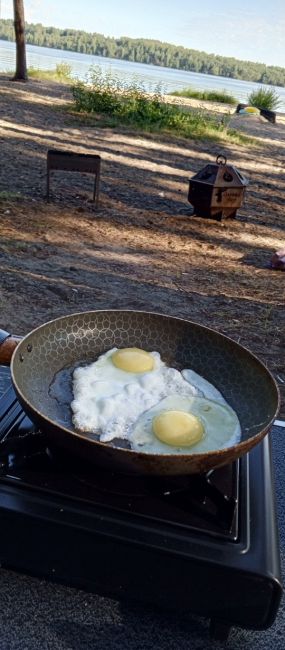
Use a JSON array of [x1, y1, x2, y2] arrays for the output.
[[0, 330, 22, 366]]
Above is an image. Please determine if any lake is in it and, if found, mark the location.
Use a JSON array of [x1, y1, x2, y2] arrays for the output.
[[1, 38, 285, 113]]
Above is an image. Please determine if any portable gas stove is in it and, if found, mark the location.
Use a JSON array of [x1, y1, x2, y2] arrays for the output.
[[0, 365, 282, 641]]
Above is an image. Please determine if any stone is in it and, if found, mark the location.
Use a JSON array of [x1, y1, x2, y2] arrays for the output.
[[271, 248, 285, 270]]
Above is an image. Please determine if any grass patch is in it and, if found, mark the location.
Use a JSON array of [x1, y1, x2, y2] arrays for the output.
[[0, 190, 22, 200], [247, 86, 281, 111], [27, 63, 73, 83], [70, 66, 253, 145], [169, 88, 237, 104]]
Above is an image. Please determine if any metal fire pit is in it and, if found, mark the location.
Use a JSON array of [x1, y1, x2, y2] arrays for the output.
[[188, 155, 248, 221]]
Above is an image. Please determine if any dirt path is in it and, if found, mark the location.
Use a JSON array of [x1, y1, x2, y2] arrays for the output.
[[0, 76, 284, 414]]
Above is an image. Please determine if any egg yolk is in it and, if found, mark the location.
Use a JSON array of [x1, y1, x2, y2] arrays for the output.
[[152, 410, 204, 447], [112, 348, 154, 373]]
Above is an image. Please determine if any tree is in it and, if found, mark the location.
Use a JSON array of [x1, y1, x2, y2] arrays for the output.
[[13, 0, 28, 80]]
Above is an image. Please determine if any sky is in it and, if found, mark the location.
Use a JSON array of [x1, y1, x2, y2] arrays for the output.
[[1, 0, 285, 68]]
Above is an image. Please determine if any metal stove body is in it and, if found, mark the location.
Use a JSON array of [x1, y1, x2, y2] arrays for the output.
[[0, 366, 282, 641]]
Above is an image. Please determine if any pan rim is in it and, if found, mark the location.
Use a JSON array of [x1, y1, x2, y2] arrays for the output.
[[10, 309, 281, 461]]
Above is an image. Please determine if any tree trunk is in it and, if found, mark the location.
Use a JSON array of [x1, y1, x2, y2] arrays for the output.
[[13, 0, 28, 81]]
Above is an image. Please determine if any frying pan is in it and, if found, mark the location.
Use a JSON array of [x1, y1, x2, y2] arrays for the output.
[[0, 310, 280, 476]]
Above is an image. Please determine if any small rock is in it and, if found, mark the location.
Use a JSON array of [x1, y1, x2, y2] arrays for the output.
[[271, 248, 285, 270]]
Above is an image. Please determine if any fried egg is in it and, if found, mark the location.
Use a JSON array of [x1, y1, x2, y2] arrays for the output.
[[71, 347, 241, 453], [131, 395, 241, 454]]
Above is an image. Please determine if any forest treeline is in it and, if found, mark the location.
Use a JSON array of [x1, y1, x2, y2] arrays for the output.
[[1, 19, 285, 87]]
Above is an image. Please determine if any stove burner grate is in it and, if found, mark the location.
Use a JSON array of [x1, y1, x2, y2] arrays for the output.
[[0, 377, 239, 541], [0, 365, 282, 640]]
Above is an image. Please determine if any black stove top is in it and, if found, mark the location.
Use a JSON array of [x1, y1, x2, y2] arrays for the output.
[[0, 366, 282, 641]]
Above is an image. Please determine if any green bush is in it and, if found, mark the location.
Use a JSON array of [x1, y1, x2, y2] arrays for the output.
[[170, 88, 237, 104], [54, 63, 73, 81], [72, 67, 124, 114], [72, 82, 121, 114], [247, 86, 281, 111], [71, 66, 253, 144]]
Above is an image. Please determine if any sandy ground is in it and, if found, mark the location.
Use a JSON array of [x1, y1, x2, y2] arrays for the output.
[[0, 76, 284, 415]]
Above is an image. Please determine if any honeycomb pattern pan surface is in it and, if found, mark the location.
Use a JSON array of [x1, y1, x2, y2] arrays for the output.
[[10, 310, 280, 476]]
